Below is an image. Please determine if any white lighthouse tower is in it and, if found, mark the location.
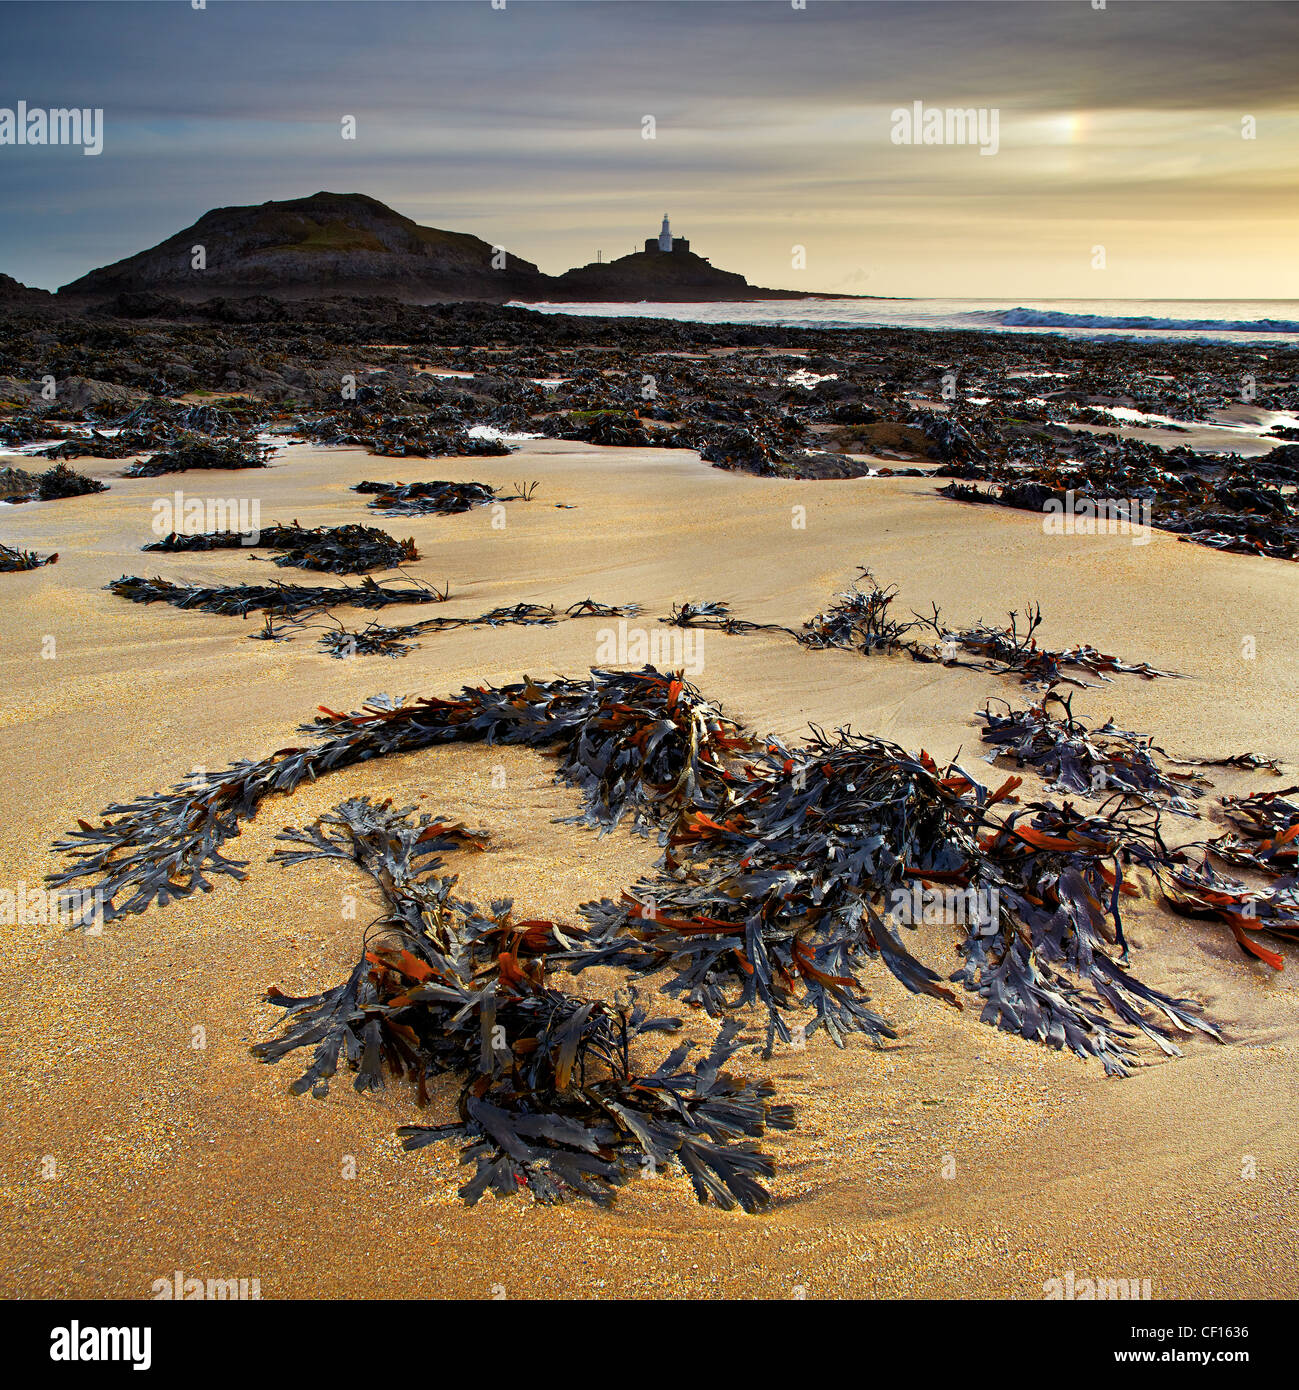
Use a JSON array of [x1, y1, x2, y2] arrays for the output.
[[644, 214, 689, 256]]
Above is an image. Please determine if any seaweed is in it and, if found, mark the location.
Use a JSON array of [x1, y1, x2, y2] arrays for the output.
[[0, 540, 58, 571], [308, 599, 642, 659], [121, 433, 272, 477], [657, 573, 1179, 691], [977, 691, 1207, 815], [0, 414, 56, 448], [1210, 786, 1299, 875], [1168, 751, 1283, 775], [144, 521, 418, 574], [53, 666, 1263, 1209], [569, 721, 1215, 1070], [352, 479, 518, 517], [33, 463, 108, 501], [937, 462, 1299, 564], [36, 429, 143, 461], [916, 603, 1182, 688], [106, 573, 449, 617], [250, 613, 299, 643], [296, 411, 513, 458], [1161, 859, 1299, 971], [47, 670, 724, 928], [52, 669, 1224, 1085], [660, 600, 793, 637], [35, 403, 270, 460], [798, 570, 918, 654], [316, 618, 424, 659], [255, 796, 791, 1211]]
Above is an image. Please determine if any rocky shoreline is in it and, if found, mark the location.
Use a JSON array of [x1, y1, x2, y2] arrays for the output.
[[2, 294, 1296, 549]]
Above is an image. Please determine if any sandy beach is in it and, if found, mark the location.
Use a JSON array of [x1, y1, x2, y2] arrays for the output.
[[2, 435, 1297, 1300]]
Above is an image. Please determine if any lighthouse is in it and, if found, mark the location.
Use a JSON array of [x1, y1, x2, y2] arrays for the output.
[[644, 215, 690, 256]]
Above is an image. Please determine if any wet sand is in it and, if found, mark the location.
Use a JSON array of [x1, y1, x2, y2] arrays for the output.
[[1, 437, 1297, 1299]]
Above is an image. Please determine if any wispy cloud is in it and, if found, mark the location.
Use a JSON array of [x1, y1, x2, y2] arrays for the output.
[[0, 1, 1294, 296]]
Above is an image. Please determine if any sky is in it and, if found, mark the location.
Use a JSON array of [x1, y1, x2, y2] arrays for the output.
[[1, 0, 1296, 299]]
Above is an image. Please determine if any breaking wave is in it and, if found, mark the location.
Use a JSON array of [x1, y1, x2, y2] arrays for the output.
[[515, 299, 1299, 343], [997, 308, 1299, 335]]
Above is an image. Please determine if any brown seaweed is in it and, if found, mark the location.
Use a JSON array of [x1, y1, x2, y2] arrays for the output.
[[657, 572, 1180, 691], [1161, 859, 1299, 971], [121, 434, 272, 477], [144, 521, 418, 574], [106, 572, 449, 617], [661, 600, 794, 637], [977, 691, 1207, 815], [51, 668, 1222, 1086], [798, 570, 919, 654], [0, 540, 58, 571], [1210, 786, 1299, 875], [312, 599, 642, 659], [353, 479, 507, 516], [31, 463, 109, 501], [917, 602, 1182, 688], [256, 796, 792, 1210]]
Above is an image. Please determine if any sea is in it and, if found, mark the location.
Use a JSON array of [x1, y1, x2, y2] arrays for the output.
[[511, 298, 1299, 346]]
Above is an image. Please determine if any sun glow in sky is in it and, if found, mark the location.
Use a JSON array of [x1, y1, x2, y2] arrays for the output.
[[1, 0, 1296, 299]]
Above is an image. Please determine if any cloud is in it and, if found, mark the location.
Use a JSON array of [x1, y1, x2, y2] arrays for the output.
[[0, 0, 1294, 296]]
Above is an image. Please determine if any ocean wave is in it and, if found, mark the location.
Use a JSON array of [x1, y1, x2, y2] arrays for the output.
[[998, 308, 1299, 334]]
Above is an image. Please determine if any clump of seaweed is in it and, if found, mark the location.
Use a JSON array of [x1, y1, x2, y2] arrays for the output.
[[34, 463, 108, 501], [36, 430, 142, 461], [144, 521, 418, 574], [977, 691, 1207, 815], [52, 669, 1222, 1082], [256, 796, 792, 1210], [1162, 859, 1299, 971], [106, 573, 449, 618], [917, 602, 1181, 688], [570, 721, 1216, 1071], [0, 414, 56, 448], [46, 671, 742, 932], [316, 622, 417, 659], [249, 613, 298, 643], [661, 600, 793, 637], [798, 569, 918, 654], [312, 599, 642, 659], [655, 571, 1179, 691], [1211, 786, 1299, 875], [296, 410, 513, 458], [353, 479, 526, 517], [35, 402, 270, 461], [122, 434, 272, 478], [937, 465, 1299, 564], [0, 540, 58, 571]]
